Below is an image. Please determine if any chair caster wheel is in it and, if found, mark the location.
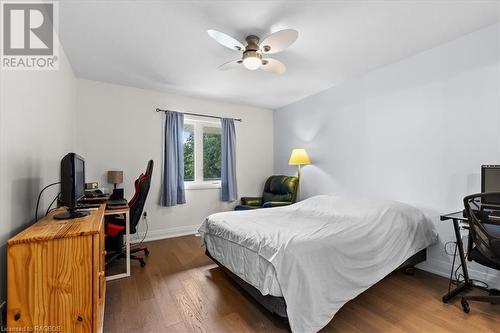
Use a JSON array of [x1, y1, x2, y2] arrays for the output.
[[140, 259, 146, 267], [144, 249, 150, 256], [461, 298, 470, 313]]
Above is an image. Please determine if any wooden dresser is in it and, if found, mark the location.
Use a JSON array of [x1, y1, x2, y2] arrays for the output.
[[7, 205, 106, 332]]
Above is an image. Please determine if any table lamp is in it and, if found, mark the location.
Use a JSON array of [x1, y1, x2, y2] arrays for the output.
[[108, 170, 124, 200], [288, 148, 311, 200]]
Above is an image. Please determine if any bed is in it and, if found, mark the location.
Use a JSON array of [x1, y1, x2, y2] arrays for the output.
[[198, 195, 438, 333]]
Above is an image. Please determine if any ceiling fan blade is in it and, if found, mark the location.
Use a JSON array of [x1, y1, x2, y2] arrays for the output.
[[207, 30, 244, 52], [218, 59, 243, 71], [260, 29, 298, 54], [261, 58, 286, 74]]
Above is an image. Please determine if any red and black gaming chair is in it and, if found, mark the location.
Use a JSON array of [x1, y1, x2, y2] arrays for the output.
[[106, 160, 153, 267]]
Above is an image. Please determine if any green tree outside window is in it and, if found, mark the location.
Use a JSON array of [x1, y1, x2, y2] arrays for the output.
[[203, 127, 221, 180], [183, 124, 194, 181]]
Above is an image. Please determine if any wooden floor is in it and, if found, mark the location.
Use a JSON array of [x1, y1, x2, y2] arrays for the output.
[[104, 235, 500, 333]]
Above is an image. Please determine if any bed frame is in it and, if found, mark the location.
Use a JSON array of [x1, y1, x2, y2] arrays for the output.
[[206, 248, 427, 319]]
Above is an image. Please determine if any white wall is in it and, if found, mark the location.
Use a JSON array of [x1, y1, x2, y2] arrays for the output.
[[76, 79, 274, 240], [274, 23, 500, 286], [0, 46, 77, 302]]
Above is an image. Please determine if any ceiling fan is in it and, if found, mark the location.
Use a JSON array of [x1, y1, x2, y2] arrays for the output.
[[207, 29, 298, 74]]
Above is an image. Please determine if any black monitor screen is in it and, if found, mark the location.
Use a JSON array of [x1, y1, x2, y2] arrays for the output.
[[74, 156, 85, 201], [481, 165, 500, 206], [60, 153, 85, 209]]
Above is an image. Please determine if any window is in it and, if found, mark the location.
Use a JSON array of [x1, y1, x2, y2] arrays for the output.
[[183, 124, 194, 181], [203, 126, 221, 181], [183, 118, 221, 189]]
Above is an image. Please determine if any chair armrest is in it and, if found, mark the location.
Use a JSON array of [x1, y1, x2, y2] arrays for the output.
[[241, 197, 263, 206], [262, 201, 292, 208]]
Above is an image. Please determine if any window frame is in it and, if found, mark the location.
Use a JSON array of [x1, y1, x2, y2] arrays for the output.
[[183, 117, 222, 190]]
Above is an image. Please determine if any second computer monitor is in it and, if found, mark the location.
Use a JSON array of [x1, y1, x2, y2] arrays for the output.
[[481, 165, 500, 207]]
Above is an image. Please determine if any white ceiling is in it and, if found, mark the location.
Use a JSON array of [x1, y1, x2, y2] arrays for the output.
[[59, 1, 500, 109]]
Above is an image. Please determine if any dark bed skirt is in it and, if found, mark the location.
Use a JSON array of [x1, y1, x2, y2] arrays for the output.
[[205, 248, 427, 319]]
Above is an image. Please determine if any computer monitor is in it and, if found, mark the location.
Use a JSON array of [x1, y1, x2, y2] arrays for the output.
[[481, 165, 500, 208], [54, 153, 89, 219]]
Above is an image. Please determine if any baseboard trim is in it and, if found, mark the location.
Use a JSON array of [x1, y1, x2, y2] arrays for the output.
[[131, 225, 199, 243], [418, 257, 500, 289]]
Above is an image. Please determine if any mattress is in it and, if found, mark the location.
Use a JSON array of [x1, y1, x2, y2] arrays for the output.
[[204, 232, 283, 297], [199, 195, 438, 333]]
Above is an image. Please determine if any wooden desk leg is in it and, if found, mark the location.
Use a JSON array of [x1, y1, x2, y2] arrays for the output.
[[125, 211, 131, 278], [442, 218, 471, 303]]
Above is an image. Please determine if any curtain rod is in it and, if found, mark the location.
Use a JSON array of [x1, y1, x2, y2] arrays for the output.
[[155, 108, 242, 122]]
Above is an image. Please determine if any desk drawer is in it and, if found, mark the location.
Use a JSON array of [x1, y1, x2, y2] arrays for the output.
[[7, 237, 94, 331], [99, 222, 105, 298], [93, 222, 106, 332]]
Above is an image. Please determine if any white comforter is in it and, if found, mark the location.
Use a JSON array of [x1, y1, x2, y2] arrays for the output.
[[198, 195, 438, 333]]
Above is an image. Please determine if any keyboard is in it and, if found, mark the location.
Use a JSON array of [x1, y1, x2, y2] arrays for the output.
[[489, 211, 500, 220], [84, 193, 107, 198], [106, 199, 127, 206], [462, 209, 500, 220], [76, 203, 101, 209]]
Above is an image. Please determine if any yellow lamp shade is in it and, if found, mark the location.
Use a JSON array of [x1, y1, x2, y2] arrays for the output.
[[289, 149, 311, 165]]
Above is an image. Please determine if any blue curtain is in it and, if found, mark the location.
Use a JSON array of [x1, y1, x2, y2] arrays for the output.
[[162, 111, 186, 206], [221, 118, 237, 201]]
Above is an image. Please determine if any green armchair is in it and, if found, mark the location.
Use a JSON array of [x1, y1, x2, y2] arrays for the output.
[[235, 175, 299, 210]]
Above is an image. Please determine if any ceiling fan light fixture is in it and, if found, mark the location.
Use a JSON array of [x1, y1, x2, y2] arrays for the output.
[[243, 57, 261, 70], [208, 28, 297, 74], [242, 51, 262, 70]]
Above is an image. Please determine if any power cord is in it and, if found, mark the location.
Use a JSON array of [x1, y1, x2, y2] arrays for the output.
[[45, 192, 61, 216], [34, 182, 61, 222], [135, 212, 149, 245], [444, 237, 489, 291]]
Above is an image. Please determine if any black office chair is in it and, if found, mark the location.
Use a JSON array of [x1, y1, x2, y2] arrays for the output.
[[461, 192, 500, 313], [106, 160, 153, 267]]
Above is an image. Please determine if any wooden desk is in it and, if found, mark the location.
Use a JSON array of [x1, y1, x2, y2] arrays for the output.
[[104, 205, 130, 281], [7, 205, 106, 333]]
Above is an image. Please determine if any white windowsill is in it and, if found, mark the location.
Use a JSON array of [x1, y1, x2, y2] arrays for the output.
[[185, 181, 221, 190]]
